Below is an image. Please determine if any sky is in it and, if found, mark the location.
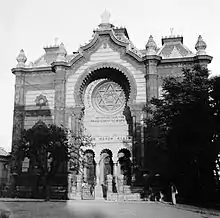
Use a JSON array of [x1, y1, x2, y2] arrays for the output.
[[0, 0, 219, 152]]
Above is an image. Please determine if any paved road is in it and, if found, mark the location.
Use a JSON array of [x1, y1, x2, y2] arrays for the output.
[[0, 199, 219, 218]]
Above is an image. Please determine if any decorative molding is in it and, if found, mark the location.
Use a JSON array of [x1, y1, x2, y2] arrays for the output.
[[35, 94, 48, 106], [25, 109, 52, 117]]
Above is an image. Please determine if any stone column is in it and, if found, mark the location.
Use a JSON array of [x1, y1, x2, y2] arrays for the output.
[[96, 163, 100, 185], [113, 163, 117, 177], [76, 174, 82, 195], [54, 66, 66, 126], [67, 173, 72, 199]]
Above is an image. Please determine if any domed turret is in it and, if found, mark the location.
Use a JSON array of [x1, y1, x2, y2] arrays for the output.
[[16, 49, 27, 67], [195, 35, 207, 55], [146, 35, 157, 55]]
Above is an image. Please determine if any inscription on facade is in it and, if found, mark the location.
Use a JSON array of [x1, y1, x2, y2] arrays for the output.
[[90, 115, 126, 124], [92, 135, 132, 142]]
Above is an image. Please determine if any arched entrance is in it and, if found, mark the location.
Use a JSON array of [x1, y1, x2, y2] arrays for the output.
[[83, 149, 96, 184], [70, 65, 136, 199], [99, 149, 113, 199], [118, 148, 132, 185], [82, 149, 96, 199]]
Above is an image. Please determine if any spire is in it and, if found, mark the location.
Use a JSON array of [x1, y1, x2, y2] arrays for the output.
[[56, 42, 67, 61], [16, 49, 27, 67], [195, 35, 207, 55], [146, 35, 157, 55]]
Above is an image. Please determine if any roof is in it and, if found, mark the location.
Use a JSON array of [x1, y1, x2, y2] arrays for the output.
[[0, 147, 10, 156], [28, 46, 79, 68], [157, 36, 194, 59]]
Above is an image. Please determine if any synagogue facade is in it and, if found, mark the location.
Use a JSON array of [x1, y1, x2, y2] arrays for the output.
[[11, 12, 212, 199]]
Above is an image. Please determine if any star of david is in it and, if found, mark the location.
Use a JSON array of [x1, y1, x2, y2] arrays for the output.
[[95, 82, 125, 112]]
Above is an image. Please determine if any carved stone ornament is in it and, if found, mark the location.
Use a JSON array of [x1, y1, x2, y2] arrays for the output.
[[195, 35, 207, 55], [16, 49, 27, 67], [101, 10, 111, 24], [92, 81, 126, 114], [35, 94, 48, 106], [146, 35, 157, 55]]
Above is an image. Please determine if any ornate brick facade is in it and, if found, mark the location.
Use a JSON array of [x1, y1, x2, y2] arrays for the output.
[[11, 12, 212, 199]]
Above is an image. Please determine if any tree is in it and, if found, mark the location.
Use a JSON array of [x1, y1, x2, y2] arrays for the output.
[[145, 64, 220, 203], [14, 120, 94, 200]]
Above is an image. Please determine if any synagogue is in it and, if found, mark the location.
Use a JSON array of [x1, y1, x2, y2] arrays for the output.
[[11, 11, 212, 199]]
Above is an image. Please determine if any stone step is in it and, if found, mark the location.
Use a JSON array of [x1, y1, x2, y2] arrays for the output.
[[107, 192, 141, 201]]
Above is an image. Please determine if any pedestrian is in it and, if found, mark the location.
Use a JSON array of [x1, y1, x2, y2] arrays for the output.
[[170, 182, 178, 205]]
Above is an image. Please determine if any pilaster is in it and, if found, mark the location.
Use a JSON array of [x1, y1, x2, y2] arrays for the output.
[[54, 66, 66, 126], [128, 102, 145, 169], [10, 70, 26, 197], [145, 57, 161, 102]]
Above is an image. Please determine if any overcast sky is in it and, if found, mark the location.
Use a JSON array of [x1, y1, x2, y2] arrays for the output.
[[0, 0, 219, 152]]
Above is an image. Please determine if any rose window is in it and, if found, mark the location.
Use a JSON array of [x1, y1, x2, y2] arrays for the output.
[[92, 81, 125, 114]]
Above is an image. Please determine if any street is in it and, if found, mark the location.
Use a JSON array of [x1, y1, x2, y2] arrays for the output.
[[0, 199, 219, 218]]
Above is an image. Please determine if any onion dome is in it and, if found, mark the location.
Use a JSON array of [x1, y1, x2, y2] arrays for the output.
[[146, 35, 157, 55], [16, 49, 27, 67], [195, 35, 207, 55]]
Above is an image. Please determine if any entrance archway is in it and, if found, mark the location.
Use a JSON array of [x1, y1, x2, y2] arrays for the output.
[[82, 149, 96, 199], [83, 149, 96, 185], [99, 149, 113, 199], [118, 148, 132, 185]]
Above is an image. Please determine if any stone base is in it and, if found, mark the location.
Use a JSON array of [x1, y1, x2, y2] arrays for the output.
[[107, 193, 118, 201], [107, 193, 141, 201], [68, 192, 81, 200], [95, 185, 104, 200]]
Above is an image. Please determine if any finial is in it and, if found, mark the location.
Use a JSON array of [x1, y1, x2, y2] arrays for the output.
[[16, 49, 27, 67], [56, 42, 67, 61], [195, 35, 207, 55], [101, 10, 111, 24], [54, 37, 59, 46], [146, 35, 157, 55], [170, 28, 174, 37]]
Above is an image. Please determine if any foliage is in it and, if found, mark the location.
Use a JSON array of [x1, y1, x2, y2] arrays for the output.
[[14, 121, 94, 199], [144, 64, 220, 203]]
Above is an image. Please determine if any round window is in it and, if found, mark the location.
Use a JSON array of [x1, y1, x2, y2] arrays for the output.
[[92, 81, 125, 114]]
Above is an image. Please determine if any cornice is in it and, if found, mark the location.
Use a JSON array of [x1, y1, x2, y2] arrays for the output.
[[143, 55, 162, 62], [12, 66, 53, 75], [193, 55, 213, 63], [159, 54, 213, 66]]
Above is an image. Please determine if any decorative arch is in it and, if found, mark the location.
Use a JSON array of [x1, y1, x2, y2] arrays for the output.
[[73, 62, 137, 107]]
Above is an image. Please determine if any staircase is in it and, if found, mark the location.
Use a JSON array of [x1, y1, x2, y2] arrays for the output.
[[107, 185, 143, 201]]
